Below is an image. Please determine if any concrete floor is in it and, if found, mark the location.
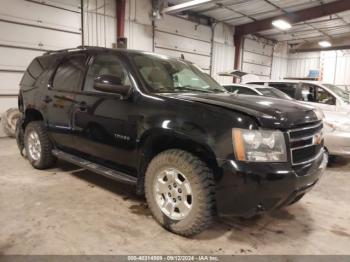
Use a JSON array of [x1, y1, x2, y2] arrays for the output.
[[0, 137, 349, 255]]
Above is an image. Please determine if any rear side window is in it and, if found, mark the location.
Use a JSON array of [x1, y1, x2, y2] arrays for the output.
[[52, 54, 87, 92], [268, 83, 297, 98], [21, 58, 46, 86]]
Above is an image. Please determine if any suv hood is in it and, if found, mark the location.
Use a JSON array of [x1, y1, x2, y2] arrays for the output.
[[161, 93, 319, 129]]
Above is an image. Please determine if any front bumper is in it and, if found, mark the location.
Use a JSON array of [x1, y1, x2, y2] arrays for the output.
[[325, 131, 350, 156], [215, 151, 327, 217]]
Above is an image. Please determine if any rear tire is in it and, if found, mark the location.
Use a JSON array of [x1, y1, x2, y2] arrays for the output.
[[145, 149, 215, 236], [24, 121, 56, 169]]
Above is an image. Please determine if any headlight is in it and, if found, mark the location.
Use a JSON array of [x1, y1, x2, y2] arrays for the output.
[[232, 128, 287, 162]]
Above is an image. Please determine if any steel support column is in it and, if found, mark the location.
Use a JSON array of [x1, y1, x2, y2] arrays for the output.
[[116, 0, 126, 48], [233, 34, 243, 83]]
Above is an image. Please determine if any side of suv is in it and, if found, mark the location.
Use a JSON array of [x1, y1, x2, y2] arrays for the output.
[[17, 47, 327, 236]]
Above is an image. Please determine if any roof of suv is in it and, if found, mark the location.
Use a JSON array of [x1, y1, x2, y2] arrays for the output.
[[44, 46, 188, 61]]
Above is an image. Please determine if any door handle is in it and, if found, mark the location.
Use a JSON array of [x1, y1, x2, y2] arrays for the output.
[[43, 95, 53, 103]]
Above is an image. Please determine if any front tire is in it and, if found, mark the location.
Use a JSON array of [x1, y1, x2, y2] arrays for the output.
[[24, 121, 56, 169], [145, 149, 215, 236]]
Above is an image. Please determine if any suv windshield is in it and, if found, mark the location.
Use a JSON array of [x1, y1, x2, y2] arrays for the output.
[[256, 87, 293, 100], [130, 52, 226, 93], [323, 84, 349, 104]]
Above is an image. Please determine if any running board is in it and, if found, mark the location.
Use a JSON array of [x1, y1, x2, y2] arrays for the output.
[[52, 149, 137, 185]]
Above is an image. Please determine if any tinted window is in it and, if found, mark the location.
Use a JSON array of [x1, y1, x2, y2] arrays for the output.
[[269, 83, 297, 98], [53, 55, 87, 91], [84, 54, 131, 93], [21, 58, 46, 86]]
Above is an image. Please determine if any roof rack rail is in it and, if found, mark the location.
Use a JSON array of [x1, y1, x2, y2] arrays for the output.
[[284, 77, 319, 81], [44, 45, 107, 55]]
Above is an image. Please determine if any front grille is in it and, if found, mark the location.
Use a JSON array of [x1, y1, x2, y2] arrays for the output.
[[288, 121, 323, 165]]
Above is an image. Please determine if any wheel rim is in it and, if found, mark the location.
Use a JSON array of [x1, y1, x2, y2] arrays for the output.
[[153, 168, 193, 220], [27, 130, 41, 161]]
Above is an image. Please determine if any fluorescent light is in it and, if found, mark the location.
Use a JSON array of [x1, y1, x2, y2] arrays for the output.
[[319, 41, 332, 48], [272, 19, 292, 30]]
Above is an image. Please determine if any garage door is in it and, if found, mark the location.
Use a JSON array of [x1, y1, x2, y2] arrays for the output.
[[241, 36, 273, 81], [0, 0, 81, 112], [154, 14, 212, 73]]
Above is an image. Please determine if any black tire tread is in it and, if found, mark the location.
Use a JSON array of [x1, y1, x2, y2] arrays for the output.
[[145, 149, 215, 237], [24, 121, 56, 169]]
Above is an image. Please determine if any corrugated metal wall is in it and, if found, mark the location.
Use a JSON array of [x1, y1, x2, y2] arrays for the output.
[[211, 23, 235, 84], [270, 42, 288, 80], [83, 0, 116, 47], [332, 51, 350, 90], [125, 0, 153, 51], [321, 51, 350, 89], [286, 52, 320, 78]]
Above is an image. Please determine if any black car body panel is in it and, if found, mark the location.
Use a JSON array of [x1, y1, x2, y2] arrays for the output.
[[17, 47, 327, 217]]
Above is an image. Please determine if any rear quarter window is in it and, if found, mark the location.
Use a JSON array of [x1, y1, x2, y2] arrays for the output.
[[20, 55, 55, 88], [20, 58, 45, 87]]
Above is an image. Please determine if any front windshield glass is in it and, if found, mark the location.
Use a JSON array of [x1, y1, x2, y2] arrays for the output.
[[256, 87, 293, 100], [323, 84, 349, 104], [130, 53, 226, 93]]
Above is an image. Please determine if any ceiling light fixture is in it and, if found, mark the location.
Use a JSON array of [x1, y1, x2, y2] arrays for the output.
[[272, 19, 292, 30], [319, 41, 332, 48]]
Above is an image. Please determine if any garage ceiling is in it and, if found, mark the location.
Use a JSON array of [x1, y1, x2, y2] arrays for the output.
[[166, 0, 350, 45]]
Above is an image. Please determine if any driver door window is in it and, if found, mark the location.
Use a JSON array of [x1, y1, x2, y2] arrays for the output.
[[84, 54, 131, 93], [316, 87, 336, 105], [301, 84, 335, 105]]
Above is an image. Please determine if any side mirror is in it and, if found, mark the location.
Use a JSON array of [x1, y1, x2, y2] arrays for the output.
[[94, 74, 131, 97]]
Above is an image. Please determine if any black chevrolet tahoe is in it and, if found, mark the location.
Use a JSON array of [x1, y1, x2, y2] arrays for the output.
[[16, 46, 328, 236]]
